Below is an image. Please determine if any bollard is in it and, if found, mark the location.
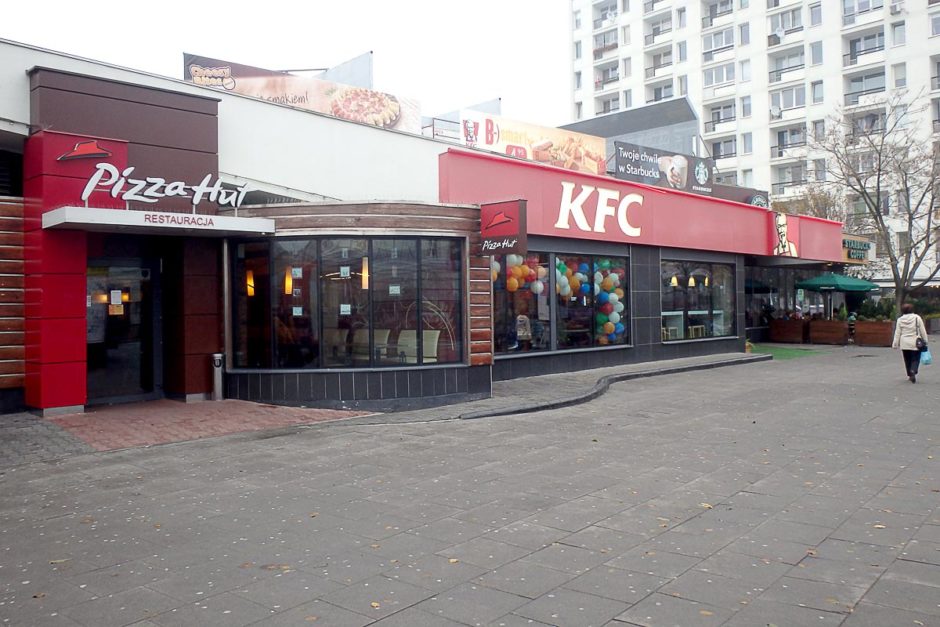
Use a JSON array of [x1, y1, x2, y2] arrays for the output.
[[211, 353, 224, 401]]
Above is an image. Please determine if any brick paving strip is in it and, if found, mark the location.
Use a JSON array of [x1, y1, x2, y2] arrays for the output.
[[45, 399, 371, 452]]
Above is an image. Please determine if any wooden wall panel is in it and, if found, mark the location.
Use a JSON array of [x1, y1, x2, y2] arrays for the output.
[[0, 198, 24, 390]]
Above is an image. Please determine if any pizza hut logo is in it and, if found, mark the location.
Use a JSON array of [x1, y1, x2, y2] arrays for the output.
[[57, 140, 112, 161]]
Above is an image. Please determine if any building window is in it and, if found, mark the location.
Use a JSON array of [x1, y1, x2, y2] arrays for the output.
[[661, 261, 736, 341], [812, 80, 824, 104], [677, 41, 687, 62], [677, 6, 687, 28], [494, 254, 551, 353], [813, 119, 825, 140], [623, 58, 632, 77], [575, 102, 583, 119], [574, 9, 582, 30], [557, 256, 629, 348], [892, 22, 906, 46], [810, 3, 822, 25], [814, 159, 826, 181], [810, 41, 823, 65], [740, 22, 750, 45], [740, 59, 751, 82], [678, 76, 688, 96], [742, 132, 753, 154], [742, 169, 753, 186], [893, 63, 906, 88], [233, 237, 464, 369], [713, 138, 736, 158], [624, 89, 632, 108], [932, 13, 940, 37], [575, 71, 582, 90], [771, 85, 806, 110], [740, 0, 748, 7], [770, 8, 802, 34], [741, 95, 751, 117], [703, 28, 734, 55], [703, 62, 735, 86], [574, 41, 582, 59]]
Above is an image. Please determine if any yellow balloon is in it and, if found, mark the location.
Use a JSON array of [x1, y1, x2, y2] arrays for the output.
[[491, 269, 498, 281], [507, 277, 519, 292], [597, 335, 609, 345], [603, 321, 615, 334], [511, 265, 525, 280], [565, 268, 574, 277], [569, 277, 581, 293], [601, 277, 614, 291], [614, 288, 625, 299]]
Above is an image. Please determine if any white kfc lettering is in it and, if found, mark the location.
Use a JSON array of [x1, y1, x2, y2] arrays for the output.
[[554, 181, 643, 238]]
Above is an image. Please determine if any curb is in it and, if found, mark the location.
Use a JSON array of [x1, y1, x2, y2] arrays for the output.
[[458, 353, 773, 420]]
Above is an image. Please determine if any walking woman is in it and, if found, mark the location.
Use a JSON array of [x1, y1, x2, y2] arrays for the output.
[[892, 303, 929, 383]]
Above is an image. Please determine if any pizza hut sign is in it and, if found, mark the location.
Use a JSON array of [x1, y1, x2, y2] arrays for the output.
[[80, 163, 251, 208], [553, 182, 643, 238]]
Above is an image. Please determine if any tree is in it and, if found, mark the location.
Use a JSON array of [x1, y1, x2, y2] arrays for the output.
[[772, 185, 844, 223], [809, 91, 940, 305]]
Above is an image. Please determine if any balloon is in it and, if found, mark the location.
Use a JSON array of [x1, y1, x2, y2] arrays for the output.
[[597, 335, 609, 345], [507, 254, 521, 267], [575, 272, 586, 282], [603, 321, 615, 334], [594, 284, 600, 296], [559, 275, 569, 287], [560, 285, 572, 297], [578, 262, 590, 274], [565, 268, 574, 278], [601, 277, 614, 291], [491, 260, 501, 273], [615, 288, 625, 299], [612, 276, 621, 287], [597, 291, 609, 304], [615, 322, 625, 334], [569, 277, 580, 293], [614, 301, 625, 313], [601, 302, 614, 315], [608, 333, 617, 341], [608, 312, 620, 324], [511, 265, 525, 280], [599, 259, 611, 270], [491, 269, 498, 282], [580, 283, 591, 295], [593, 272, 603, 284], [531, 280, 545, 295], [595, 313, 608, 324], [555, 283, 561, 294], [507, 277, 519, 292], [526, 269, 537, 282], [537, 266, 548, 279], [608, 293, 619, 305]]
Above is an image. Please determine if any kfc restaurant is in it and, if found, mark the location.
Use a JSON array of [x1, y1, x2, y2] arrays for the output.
[[1, 42, 846, 416]]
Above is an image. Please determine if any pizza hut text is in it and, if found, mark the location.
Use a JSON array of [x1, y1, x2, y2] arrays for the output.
[[553, 181, 643, 237], [81, 163, 251, 208]]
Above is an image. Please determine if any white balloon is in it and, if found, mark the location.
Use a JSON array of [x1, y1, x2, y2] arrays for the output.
[[561, 285, 572, 296], [608, 312, 620, 324], [594, 272, 603, 284], [608, 293, 619, 305], [575, 272, 586, 282], [491, 260, 501, 273], [530, 280, 545, 294], [559, 275, 570, 287], [614, 301, 625, 313], [594, 284, 600, 296]]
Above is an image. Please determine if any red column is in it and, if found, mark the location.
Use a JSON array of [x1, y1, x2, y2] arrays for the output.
[[23, 132, 128, 413]]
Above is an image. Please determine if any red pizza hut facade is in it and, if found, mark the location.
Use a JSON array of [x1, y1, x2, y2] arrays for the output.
[[0, 51, 844, 415]]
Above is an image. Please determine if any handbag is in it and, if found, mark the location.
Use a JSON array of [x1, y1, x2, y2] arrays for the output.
[[916, 337, 928, 352], [921, 348, 933, 366]]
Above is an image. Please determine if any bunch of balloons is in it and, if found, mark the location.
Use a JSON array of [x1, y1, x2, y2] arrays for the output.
[[593, 258, 627, 345], [497, 254, 547, 295]]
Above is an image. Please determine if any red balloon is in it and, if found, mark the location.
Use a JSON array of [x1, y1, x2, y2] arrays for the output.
[[527, 269, 537, 282], [600, 302, 614, 315]]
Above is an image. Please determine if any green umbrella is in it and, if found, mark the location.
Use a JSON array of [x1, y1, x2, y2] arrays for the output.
[[795, 272, 880, 293]]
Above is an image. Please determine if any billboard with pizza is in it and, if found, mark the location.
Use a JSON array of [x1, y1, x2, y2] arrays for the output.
[[183, 53, 421, 134], [459, 111, 607, 175]]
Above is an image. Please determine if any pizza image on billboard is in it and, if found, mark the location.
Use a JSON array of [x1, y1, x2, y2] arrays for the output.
[[330, 88, 401, 128]]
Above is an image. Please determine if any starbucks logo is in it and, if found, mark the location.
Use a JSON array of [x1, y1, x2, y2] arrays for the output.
[[749, 194, 769, 207], [694, 161, 709, 186]]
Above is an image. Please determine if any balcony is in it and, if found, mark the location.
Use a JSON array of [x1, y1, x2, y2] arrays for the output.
[[644, 0, 669, 14], [644, 29, 672, 46], [702, 8, 733, 28], [769, 63, 805, 83], [772, 179, 808, 195], [703, 44, 734, 63], [645, 61, 673, 79], [767, 0, 801, 7], [703, 81, 737, 101], [843, 4, 884, 27], [593, 13, 619, 30], [843, 44, 885, 67], [593, 43, 619, 61], [770, 139, 807, 158], [845, 86, 886, 106], [932, 76, 940, 91], [595, 75, 621, 91], [703, 116, 736, 133], [767, 26, 804, 48], [714, 150, 737, 160]]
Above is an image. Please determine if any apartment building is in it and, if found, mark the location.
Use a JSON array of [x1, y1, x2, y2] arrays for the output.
[[571, 1, 940, 282]]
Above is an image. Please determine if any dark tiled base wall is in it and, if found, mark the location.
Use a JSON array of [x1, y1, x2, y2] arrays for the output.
[[0, 388, 24, 415], [225, 365, 492, 411], [493, 337, 743, 380]]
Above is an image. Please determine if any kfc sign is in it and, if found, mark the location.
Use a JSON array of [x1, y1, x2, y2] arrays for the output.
[[81, 163, 250, 208], [553, 182, 643, 238]]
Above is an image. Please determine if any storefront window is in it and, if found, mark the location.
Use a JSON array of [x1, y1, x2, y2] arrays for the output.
[[273, 240, 319, 367], [556, 255, 594, 349], [232, 237, 463, 370], [233, 242, 272, 368], [493, 254, 550, 353], [661, 261, 735, 341], [593, 257, 629, 346]]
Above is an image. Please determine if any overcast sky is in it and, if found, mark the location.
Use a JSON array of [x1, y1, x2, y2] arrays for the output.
[[1, 0, 572, 127]]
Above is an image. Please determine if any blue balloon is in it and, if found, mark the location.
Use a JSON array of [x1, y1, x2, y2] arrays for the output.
[[578, 262, 590, 274], [607, 333, 617, 341], [597, 291, 609, 304], [615, 322, 625, 334], [579, 283, 591, 295]]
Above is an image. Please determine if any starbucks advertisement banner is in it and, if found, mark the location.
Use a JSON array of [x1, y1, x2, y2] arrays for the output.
[[613, 141, 715, 195]]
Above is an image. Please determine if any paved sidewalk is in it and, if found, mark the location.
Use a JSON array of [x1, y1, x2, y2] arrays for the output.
[[3, 344, 938, 626], [0, 353, 766, 469]]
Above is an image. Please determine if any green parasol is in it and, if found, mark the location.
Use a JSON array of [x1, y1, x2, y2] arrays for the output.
[[795, 272, 880, 293]]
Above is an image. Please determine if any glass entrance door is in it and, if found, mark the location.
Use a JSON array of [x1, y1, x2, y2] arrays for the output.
[[86, 261, 162, 403]]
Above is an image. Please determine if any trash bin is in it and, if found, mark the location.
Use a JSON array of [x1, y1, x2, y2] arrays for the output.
[[211, 353, 224, 401]]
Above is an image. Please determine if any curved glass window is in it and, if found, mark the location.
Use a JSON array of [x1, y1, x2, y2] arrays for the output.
[[232, 237, 463, 369], [661, 261, 735, 341]]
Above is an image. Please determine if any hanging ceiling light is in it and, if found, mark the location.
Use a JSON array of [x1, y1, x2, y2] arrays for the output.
[[284, 266, 293, 295], [688, 276, 696, 287], [670, 275, 678, 287], [246, 269, 255, 297]]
